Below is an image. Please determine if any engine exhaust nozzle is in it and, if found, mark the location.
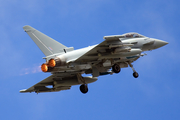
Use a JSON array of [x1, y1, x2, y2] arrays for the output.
[[41, 63, 48, 72], [48, 59, 56, 67]]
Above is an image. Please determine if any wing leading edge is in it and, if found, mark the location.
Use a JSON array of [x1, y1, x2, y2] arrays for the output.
[[74, 35, 134, 63]]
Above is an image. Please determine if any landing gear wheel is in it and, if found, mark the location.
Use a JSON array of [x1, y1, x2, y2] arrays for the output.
[[80, 84, 88, 94], [133, 72, 139, 78], [112, 64, 121, 73]]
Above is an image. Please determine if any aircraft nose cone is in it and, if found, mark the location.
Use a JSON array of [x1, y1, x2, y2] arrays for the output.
[[154, 39, 168, 49]]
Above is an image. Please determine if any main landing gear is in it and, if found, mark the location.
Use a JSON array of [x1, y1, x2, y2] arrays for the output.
[[77, 73, 89, 94], [112, 64, 121, 73]]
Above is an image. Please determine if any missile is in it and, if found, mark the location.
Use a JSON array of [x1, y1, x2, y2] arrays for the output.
[[99, 49, 142, 59], [109, 44, 134, 49], [120, 49, 142, 56], [113, 47, 131, 53]]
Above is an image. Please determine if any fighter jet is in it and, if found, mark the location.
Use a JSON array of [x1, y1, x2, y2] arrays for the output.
[[20, 25, 168, 94]]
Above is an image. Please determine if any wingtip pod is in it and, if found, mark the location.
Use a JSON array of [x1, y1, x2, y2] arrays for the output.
[[19, 89, 27, 93]]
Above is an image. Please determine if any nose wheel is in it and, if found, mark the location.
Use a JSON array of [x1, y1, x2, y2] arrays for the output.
[[133, 72, 139, 78], [128, 62, 139, 78], [80, 84, 88, 94]]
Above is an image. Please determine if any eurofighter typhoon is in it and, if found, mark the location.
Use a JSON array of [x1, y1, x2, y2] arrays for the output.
[[20, 26, 168, 94]]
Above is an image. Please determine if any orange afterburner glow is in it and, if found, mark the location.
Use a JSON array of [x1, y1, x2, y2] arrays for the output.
[[41, 63, 48, 72], [48, 59, 56, 67]]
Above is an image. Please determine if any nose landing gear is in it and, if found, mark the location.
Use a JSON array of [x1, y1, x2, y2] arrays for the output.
[[80, 84, 88, 94], [128, 62, 139, 78], [133, 72, 139, 78]]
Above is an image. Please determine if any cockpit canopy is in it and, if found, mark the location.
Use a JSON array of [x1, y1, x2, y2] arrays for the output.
[[122, 33, 144, 38]]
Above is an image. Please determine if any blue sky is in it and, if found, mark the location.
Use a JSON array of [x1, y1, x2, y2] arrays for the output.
[[0, 0, 180, 120]]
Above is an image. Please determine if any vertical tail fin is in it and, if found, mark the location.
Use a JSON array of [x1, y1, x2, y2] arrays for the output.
[[23, 25, 67, 56]]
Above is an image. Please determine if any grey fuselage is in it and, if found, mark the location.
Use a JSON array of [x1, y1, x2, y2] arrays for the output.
[[47, 37, 168, 74]]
